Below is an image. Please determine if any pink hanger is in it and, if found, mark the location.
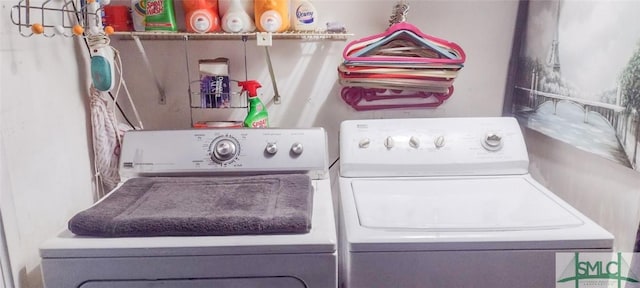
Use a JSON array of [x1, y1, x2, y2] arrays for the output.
[[342, 22, 466, 65], [341, 86, 454, 111]]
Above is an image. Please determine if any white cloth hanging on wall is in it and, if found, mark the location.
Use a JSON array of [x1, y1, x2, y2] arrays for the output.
[[89, 87, 121, 195]]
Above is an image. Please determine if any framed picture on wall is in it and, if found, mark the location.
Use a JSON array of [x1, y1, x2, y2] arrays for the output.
[[504, 0, 640, 173]]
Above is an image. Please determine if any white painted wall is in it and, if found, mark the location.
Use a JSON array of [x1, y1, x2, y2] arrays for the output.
[[0, 1, 95, 287]]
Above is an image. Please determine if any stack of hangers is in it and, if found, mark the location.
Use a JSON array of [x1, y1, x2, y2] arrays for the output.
[[338, 22, 466, 111]]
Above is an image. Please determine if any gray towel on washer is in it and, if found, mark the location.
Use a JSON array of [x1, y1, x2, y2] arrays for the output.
[[68, 174, 313, 237]]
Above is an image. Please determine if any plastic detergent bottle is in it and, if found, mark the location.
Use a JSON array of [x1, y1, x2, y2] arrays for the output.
[[182, 0, 220, 33], [292, 0, 317, 31], [239, 80, 269, 128], [219, 0, 255, 32], [130, 0, 145, 31], [145, 0, 177, 31], [254, 0, 290, 32]]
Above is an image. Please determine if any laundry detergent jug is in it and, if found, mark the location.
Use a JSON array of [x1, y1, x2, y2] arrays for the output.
[[254, 0, 290, 32], [219, 0, 255, 32], [182, 0, 220, 33]]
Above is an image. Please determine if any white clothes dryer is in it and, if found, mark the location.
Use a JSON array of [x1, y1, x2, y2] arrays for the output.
[[40, 128, 337, 288], [338, 117, 613, 288]]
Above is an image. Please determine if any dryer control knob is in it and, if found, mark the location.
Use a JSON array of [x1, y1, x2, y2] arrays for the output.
[[212, 139, 238, 163], [265, 142, 278, 155], [482, 132, 503, 151], [359, 138, 371, 149], [384, 136, 395, 149], [434, 135, 446, 149], [291, 142, 304, 155], [409, 136, 420, 148]]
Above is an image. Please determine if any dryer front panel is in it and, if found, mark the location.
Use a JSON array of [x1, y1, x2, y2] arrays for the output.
[[80, 277, 306, 288]]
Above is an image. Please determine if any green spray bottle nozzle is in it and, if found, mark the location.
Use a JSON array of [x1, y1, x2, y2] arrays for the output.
[[238, 80, 262, 98]]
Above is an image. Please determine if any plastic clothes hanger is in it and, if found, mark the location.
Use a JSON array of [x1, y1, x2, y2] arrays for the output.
[[341, 86, 454, 111], [342, 22, 466, 65], [346, 29, 459, 60], [338, 64, 460, 79]]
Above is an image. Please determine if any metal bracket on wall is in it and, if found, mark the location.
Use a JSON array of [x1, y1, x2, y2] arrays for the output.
[[132, 35, 166, 105], [257, 32, 282, 104]]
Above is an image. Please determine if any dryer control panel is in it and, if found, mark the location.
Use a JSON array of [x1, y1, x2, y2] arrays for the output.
[[340, 117, 529, 177], [119, 128, 329, 179]]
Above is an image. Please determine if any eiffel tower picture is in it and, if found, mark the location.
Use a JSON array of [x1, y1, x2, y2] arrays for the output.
[[511, 0, 640, 171], [547, 0, 561, 73]]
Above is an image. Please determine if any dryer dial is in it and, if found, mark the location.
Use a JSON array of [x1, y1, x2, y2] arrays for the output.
[[265, 142, 278, 155], [210, 137, 240, 163], [291, 142, 304, 155]]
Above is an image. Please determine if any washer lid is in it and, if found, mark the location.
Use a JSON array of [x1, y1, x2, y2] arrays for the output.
[[341, 176, 613, 252], [352, 178, 583, 231]]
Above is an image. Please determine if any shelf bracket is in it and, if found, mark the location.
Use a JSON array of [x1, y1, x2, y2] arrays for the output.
[[256, 32, 273, 46], [132, 35, 166, 104]]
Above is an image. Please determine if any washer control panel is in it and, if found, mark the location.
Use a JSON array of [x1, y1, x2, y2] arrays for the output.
[[340, 117, 529, 177], [119, 128, 329, 179]]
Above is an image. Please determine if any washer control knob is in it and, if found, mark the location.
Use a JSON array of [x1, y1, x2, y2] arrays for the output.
[[482, 132, 503, 151], [265, 142, 278, 155], [359, 138, 371, 149], [409, 136, 420, 149], [384, 136, 395, 149], [434, 135, 446, 149], [291, 142, 304, 155], [212, 139, 238, 162]]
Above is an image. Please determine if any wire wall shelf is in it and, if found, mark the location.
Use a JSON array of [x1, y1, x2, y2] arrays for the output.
[[112, 31, 353, 41], [10, 0, 352, 41]]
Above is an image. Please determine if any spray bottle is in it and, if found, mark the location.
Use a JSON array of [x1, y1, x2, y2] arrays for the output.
[[238, 80, 269, 128]]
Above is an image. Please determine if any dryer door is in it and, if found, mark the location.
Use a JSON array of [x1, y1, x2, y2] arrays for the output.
[[80, 277, 306, 288]]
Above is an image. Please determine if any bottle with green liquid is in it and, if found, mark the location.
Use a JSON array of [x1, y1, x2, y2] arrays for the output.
[[145, 0, 178, 31], [239, 80, 269, 128]]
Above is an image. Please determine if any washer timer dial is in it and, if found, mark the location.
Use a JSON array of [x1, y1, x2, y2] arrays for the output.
[[210, 136, 240, 164], [482, 132, 503, 151]]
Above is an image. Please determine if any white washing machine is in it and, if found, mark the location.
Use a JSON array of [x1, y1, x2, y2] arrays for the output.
[[338, 117, 614, 288], [40, 128, 336, 288]]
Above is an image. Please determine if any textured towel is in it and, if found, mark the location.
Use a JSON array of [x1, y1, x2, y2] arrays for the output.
[[68, 174, 313, 237]]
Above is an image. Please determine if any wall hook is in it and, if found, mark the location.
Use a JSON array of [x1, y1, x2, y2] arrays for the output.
[[388, 0, 410, 27], [41, 0, 56, 37], [12, 0, 34, 37]]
